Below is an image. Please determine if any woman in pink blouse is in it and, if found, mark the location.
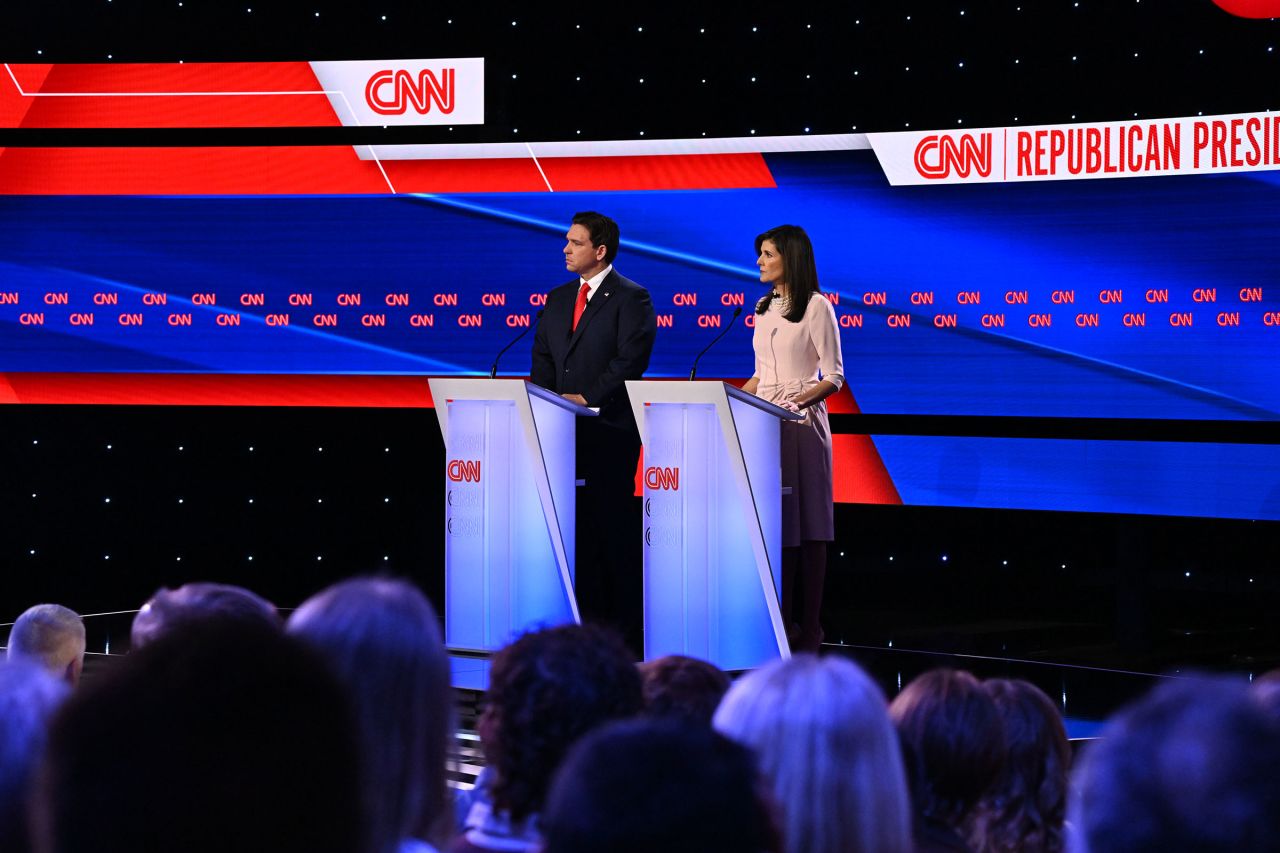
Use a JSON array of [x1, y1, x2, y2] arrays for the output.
[[741, 225, 844, 653]]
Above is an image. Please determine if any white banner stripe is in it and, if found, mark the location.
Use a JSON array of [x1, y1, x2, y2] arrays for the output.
[[867, 110, 1280, 186], [356, 133, 870, 161]]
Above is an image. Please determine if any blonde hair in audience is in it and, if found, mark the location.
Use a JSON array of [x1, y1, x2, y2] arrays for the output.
[[714, 654, 912, 853]]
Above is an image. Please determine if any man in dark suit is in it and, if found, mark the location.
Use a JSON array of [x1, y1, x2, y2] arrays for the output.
[[530, 211, 656, 653]]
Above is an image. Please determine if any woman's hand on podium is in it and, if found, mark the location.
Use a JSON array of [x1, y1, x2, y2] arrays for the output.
[[561, 393, 588, 406]]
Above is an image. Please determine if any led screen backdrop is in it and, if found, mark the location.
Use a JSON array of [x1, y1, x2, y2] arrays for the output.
[[2, 151, 1277, 421], [2, 61, 1278, 520]]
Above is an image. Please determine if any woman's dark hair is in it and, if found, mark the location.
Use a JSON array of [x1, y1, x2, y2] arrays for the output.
[[754, 224, 821, 322], [482, 624, 642, 821], [639, 654, 731, 725], [889, 669, 1006, 835], [969, 679, 1070, 853]]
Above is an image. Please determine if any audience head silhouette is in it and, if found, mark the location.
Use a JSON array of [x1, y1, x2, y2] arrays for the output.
[[0, 661, 69, 853], [716, 653, 913, 853], [289, 577, 452, 853], [479, 623, 642, 824], [542, 719, 781, 853], [130, 581, 279, 649], [970, 678, 1070, 853], [6, 604, 85, 686], [639, 654, 730, 725], [1073, 674, 1280, 853], [889, 668, 1006, 849], [34, 620, 364, 853]]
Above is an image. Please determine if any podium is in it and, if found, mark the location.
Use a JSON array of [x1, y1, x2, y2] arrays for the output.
[[626, 380, 803, 670], [429, 379, 595, 662]]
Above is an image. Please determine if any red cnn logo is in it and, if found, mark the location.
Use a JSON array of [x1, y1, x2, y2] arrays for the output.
[[447, 459, 481, 482], [365, 69, 456, 115], [644, 466, 679, 491], [913, 133, 993, 179]]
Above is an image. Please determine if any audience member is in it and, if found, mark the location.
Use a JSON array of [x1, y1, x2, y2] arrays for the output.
[[639, 654, 731, 725], [542, 719, 781, 853], [1251, 667, 1280, 718], [454, 624, 642, 853], [968, 679, 1069, 853], [288, 578, 453, 853], [714, 654, 913, 853], [33, 620, 364, 853], [130, 581, 279, 649], [0, 662, 69, 853], [1071, 674, 1280, 853], [889, 669, 1005, 853], [6, 604, 85, 686]]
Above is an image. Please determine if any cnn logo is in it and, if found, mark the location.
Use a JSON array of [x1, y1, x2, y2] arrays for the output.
[[365, 68, 456, 115], [644, 466, 679, 491], [913, 133, 993, 179], [447, 459, 481, 483]]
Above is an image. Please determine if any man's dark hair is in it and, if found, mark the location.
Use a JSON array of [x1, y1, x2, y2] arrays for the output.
[[889, 669, 1006, 835], [1074, 675, 1280, 853], [571, 211, 620, 265], [34, 621, 364, 853], [639, 654, 731, 725], [130, 582, 280, 649], [482, 623, 642, 821], [542, 719, 780, 853]]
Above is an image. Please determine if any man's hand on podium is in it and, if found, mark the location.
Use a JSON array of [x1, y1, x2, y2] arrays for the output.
[[561, 393, 588, 406]]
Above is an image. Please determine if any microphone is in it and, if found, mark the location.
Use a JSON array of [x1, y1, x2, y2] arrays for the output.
[[490, 308, 543, 378], [688, 305, 742, 381]]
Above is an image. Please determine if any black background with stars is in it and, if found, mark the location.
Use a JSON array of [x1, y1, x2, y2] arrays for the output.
[[1, 2, 1277, 680], [1, 1, 1277, 140]]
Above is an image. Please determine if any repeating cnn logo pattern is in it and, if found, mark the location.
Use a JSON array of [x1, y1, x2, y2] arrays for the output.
[[365, 69, 456, 115], [913, 133, 993, 179]]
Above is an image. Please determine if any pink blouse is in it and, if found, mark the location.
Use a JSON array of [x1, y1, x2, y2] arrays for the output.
[[750, 293, 845, 405]]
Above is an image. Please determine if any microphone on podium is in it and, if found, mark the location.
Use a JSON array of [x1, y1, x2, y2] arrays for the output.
[[490, 308, 544, 378], [688, 305, 743, 381]]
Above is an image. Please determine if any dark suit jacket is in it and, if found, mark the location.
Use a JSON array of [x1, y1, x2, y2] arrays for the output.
[[530, 269, 657, 433]]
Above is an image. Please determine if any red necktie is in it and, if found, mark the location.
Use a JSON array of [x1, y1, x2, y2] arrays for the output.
[[572, 281, 590, 331]]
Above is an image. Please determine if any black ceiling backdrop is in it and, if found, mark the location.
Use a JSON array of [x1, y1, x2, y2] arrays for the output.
[[1, 1, 1276, 140]]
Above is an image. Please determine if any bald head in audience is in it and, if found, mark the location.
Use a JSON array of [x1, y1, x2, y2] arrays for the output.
[[6, 604, 85, 686]]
